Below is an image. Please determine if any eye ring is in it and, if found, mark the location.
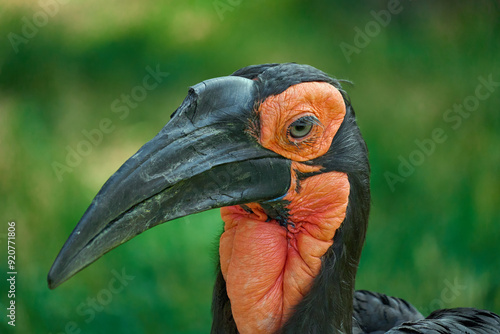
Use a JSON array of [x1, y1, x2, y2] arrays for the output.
[[288, 116, 319, 140]]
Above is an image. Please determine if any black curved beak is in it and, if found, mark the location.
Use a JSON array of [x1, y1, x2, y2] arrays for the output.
[[48, 76, 291, 289]]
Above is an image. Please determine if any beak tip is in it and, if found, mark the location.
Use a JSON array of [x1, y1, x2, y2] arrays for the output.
[[47, 260, 67, 290], [47, 273, 58, 290]]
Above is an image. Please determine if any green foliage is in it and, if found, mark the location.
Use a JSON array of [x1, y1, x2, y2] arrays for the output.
[[0, 1, 499, 332]]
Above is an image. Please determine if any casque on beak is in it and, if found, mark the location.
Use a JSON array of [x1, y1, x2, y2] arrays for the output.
[[48, 76, 291, 289]]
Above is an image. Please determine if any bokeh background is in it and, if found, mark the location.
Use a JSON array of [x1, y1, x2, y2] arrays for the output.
[[1, 0, 499, 333]]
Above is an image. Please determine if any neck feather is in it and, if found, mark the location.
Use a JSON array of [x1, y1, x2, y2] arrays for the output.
[[219, 167, 351, 334], [279, 172, 370, 333]]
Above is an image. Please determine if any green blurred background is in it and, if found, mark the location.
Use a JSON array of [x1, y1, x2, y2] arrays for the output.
[[1, 0, 499, 333]]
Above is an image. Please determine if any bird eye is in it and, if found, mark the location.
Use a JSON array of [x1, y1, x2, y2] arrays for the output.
[[289, 116, 316, 139]]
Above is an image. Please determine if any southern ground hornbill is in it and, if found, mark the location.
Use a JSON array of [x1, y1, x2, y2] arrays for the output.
[[48, 63, 500, 333]]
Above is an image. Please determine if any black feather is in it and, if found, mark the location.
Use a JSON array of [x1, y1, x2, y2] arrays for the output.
[[386, 308, 500, 333], [211, 63, 500, 334], [353, 290, 424, 334]]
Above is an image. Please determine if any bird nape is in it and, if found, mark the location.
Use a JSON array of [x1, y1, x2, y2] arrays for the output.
[[48, 63, 500, 333]]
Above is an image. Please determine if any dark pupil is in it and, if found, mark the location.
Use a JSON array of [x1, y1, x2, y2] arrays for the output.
[[295, 124, 306, 132]]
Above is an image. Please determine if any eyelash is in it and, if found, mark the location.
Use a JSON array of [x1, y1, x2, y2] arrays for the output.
[[286, 115, 321, 139], [294, 115, 321, 126], [287, 115, 323, 147]]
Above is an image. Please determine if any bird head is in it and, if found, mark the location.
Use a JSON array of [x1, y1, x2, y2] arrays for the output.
[[48, 63, 370, 333]]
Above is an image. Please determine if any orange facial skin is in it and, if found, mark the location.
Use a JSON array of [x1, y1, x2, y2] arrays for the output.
[[219, 82, 350, 334], [258, 81, 346, 162]]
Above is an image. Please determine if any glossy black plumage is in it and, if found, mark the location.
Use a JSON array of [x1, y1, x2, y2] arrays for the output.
[[48, 63, 500, 333], [353, 291, 500, 333], [386, 308, 500, 333], [353, 290, 424, 333], [214, 63, 500, 333]]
